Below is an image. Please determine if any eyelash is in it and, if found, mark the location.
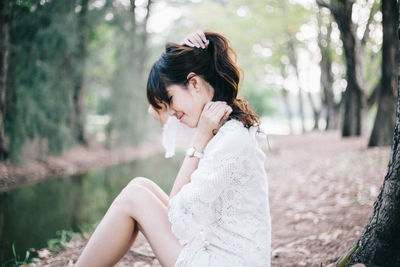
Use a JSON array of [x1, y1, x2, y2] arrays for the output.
[[168, 96, 173, 102]]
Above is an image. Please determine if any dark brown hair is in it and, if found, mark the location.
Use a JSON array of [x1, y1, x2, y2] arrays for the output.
[[146, 31, 259, 128]]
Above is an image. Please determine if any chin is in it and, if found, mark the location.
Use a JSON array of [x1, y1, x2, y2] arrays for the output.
[[185, 120, 197, 128]]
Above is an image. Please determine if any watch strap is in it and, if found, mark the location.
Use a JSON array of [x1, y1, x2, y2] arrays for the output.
[[186, 147, 204, 159]]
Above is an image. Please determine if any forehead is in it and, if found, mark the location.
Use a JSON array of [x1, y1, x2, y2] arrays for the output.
[[166, 84, 186, 94]]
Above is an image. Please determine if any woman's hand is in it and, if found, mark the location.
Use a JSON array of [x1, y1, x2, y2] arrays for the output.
[[182, 30, 209, 49], [148, 104, 169, 124], [192, 101, 232, 151]]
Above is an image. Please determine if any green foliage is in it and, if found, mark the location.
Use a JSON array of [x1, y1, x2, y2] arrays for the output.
[[165, 0, 312, 117], [1, 243, 33, 267], [47, 229, 80, 252], [5, 0, 78, 162], [3, 0, 381, 162], [4, 0, 151, 162]]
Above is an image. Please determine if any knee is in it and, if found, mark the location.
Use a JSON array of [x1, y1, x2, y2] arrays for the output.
[[128, 176, 154, 189], [113, 180, 149, 212]]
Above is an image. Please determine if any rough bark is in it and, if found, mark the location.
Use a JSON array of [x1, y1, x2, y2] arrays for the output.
[[0, 0, 9, 159], [73, 0, 89, 145], [342, 1, 400, 265], [368, 0, 398, 147]]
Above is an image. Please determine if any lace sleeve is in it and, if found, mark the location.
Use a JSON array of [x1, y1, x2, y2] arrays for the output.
[[168, 121, 256, 245], [190, 130, 252, 203]]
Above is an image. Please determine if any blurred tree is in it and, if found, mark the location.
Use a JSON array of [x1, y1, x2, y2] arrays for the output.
[[5, 0, 79, 162], [287, 34, 306, 132], [107, 0, 153, 147], [341, 1, 400, 265], [0, 0, 9, 160], [270, 2, 317, 132], [168, 0, 293, 118], [1, 0, 154, 162], [72, 0, 89, 145], [279, 64, 294, 134], [368, 0, 398, 146], [317, 0, 379, 137], [317, 10, 340, 130]]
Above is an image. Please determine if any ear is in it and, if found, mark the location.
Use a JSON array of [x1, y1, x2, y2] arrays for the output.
[[186, 72, 200, 92]]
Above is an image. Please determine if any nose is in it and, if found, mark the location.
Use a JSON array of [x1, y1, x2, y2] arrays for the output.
[[167, 105, 176, 116], [148, 105, 157, 119]]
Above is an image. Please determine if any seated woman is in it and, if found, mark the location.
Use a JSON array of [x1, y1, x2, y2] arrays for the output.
[[75, 30, 271, 267]]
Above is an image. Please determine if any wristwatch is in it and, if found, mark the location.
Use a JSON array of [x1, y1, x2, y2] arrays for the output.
[[186, 147, 204, 159]]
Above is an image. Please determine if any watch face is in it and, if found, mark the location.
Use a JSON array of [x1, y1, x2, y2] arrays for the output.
[[186, 147, 195, 157]]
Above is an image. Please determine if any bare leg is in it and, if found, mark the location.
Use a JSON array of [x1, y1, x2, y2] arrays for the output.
[[130, 177, 169, 207], [122, 177, 169, 243], [75, 179, 182, 267]]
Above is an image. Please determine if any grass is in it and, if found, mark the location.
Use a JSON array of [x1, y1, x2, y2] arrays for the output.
[[47, 229, 81, 252], [1, 243, 33, 267], [2, 229, 82, 266]]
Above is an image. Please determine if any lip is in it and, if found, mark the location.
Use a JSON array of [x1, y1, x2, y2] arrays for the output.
[[177, 114, 184, 121]]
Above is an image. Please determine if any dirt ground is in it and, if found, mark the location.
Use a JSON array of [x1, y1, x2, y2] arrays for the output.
[[28, 131, 391, 267]]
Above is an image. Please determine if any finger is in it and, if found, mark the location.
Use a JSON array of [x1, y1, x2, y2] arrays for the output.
[[197, 30, 207, 43], [218, 107, 232, 126], [183, 36, 196, 47], [185, 35, 197, 46], [203, 101, 213, 111], [184, 40, 195, 47], [182, 35, 192, 45], [196, 30, 209, 48], [218, 105, 232, 119], [208, 101, 224, 112], [213, 104, 228, 118], [212, 101, 228, 111], [192, 34, 205, 48]]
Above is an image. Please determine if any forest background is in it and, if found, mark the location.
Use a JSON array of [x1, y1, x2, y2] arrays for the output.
[[0, 0, 399, 266], [0, 0, 393, 165]]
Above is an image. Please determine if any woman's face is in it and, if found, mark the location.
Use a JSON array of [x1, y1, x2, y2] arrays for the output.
[[166, 75, 213, 128], [148, 104, 169, 124]]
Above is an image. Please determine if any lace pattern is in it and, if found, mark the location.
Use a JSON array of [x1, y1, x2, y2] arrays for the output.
[[168, 120, 271, 266]]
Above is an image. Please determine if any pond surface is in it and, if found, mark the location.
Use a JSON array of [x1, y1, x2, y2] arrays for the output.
[[0, 153, 182, 262]]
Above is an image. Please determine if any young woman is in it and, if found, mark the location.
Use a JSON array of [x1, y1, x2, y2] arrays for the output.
[[75, 30, 271, 267]]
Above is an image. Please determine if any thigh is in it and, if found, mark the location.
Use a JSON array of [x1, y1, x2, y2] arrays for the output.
[[119, 184, 182, 267], [129, 177, 169, 207]]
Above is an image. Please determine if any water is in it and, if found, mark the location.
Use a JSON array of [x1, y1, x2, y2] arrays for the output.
[[0, 153, 182, 262]]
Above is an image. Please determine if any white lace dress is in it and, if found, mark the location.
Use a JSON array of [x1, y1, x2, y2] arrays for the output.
[[168, 119, 271, 267]]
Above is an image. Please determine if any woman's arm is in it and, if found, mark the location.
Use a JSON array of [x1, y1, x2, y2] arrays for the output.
[[169, 101, 232, 199]]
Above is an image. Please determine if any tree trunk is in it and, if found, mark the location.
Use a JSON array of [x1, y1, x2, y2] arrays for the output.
[[342, 84, 362, 136], [368, 0, 398, 147], [317, 0, 366, 137], [281, 88, 294, 134], [0, 0, 9, 160], [73, 0, 89, 145], [298, 88, 305, 133], [342, 1, 400, 265], [137, 0, 152, 81], [336, 3, 364, 137], [317, 14, 339, 130], [287, 36, 305, 133], [307, 92, 320, 130]]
